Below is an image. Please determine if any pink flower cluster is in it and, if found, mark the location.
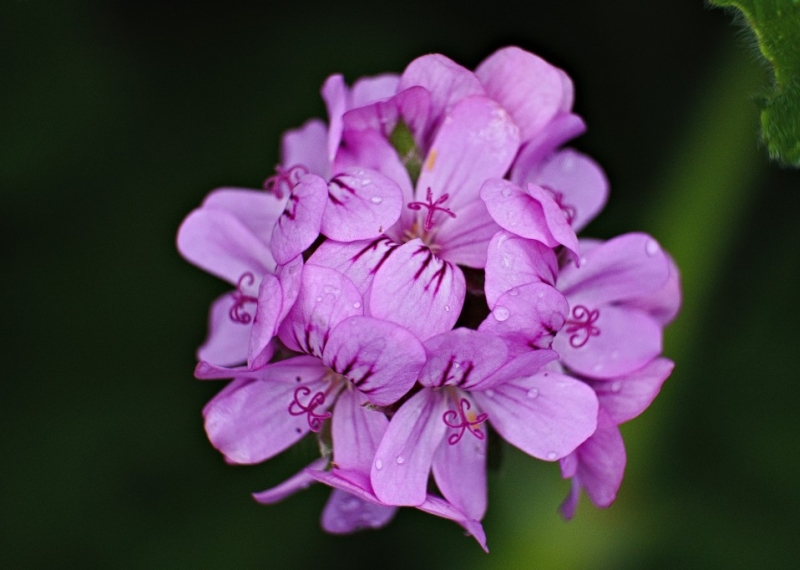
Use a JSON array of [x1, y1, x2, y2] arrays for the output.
[[177, 46, 680, 551]]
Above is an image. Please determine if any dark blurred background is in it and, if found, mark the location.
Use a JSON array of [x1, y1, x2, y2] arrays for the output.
[[2, 0, 798, 567]]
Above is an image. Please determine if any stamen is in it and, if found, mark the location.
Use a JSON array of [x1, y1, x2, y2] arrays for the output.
[[263, 164, 309, 199], [229, 272, 258, 324], [442, 398, 488, 445], [288, 386, 331, 432], [407, 187, 457, 232], [564, 305, 600, 348]]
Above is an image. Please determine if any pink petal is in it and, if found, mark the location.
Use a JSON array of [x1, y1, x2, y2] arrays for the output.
[[416, 96, 520, 212], [435, 199, 501, 268], [201, 188, 286, 246], [475, 46, 569, 142], [554, 305, 662, 379], [277, 265, 363, 357], [474, 349, 559, 391], [472, 369, 598, 460], [270, 173, 328, 265], [419, 329, 508, 389], [247, 273, 283, 368], [371, 389, 448, 507], [621, 253, 682, 326], [349, 73, 399, 108], [432, 394, 488, 520], [307, 238, 402, 303], [252, 458, 328, 504], [281, 118, 330, 179], [559, 409, 625, 516], [369, 239, 465, 340], [510, 113, 586, 173], [322, 74, 347, 163], [202, 357, 330, 464], [588, 358, 674, 424], [321, 488, 397, 534], [416, 495, 488, 552], [517, 148, 609, 233], [321, 168, 403, 242], [398, 54, 486, 146], [177, 208, 274, 285], [324, 316, 426, 406], [197, 293, 253, 367], [331, 389, 389, 472], [480, 179, 579, 259], [484, 230, 559, 308], [557, 233, 671, 306], [478, 282, 569, 354], [342, 85, 430, 141]]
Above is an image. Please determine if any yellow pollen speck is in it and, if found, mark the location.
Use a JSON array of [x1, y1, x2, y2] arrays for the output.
[[466, 411, 477, 423], [424, 149, 438, 171]]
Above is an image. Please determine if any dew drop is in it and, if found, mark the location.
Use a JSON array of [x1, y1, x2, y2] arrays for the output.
[[353, 301, 362, 309], [323, 284, 337, 294], [444, 304, 451, 312], [611, 381, 622, 393], [361, 178, 372, 186], [537, 291, 544, 299], [340, 497, 359, 511], [645, 239, 660, 257], [508, 288, 519, 296], [501, 187, 512, 197], [547, 451, 558, 460], [453, 361, 461, 369], [485, 389, 495, 398], [315, 296, 323, 302], [395, 456, 405, 465], [374, 459, 383, 470], [561, 154, 575, 172], [527, 388, 539, 399], [493, 306, 510, 322], [370, 196, 383, 204]]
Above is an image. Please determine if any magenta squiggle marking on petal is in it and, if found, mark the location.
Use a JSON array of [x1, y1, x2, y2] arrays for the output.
[[263, 164, 309, 199], [280, 193, 301, 223], [229, 272, 258, 324], [443, 398, 488, 445], [407, 187, 456, 231], [564, 305, 600, 348], [288, 386, 331, 432]]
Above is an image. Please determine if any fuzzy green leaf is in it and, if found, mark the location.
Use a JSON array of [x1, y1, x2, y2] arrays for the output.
[[711, 0, 800, 166]]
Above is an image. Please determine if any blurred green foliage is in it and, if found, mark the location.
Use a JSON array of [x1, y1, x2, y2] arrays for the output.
[[710, 0, 800, 166], [1, 1, 798, 568]]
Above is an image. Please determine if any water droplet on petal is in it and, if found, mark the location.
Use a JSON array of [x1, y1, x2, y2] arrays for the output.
[[485, 389, 495, 398], [315, 296, 323, 302], [645, 239, 660, 257], [611, 381, 622, 393], [593, 363, 603, 373], [547, 451, 558, 460], [341, 496, 359, 511], [395, 456, 405, 465], [370, 196, 383, 204], [453, 361, 461, 369], [508, 288, 519, 296], [561, 155, 575, 171], [353, 301, 361, 309], [323, 284, 337, 294], [527, 388, 539, 399], [361, 178, 372, 186], [501, 187, 512, 198], [374, 459, 383, 470], [493, 306, 510, 322], [444, 304, 451, 312]]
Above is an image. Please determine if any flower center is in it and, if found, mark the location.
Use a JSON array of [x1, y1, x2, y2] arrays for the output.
[[564, 304, 600, 348], [263, 164, 309, 199], [229, 272, 258, 324], [407, 187, 457, 232], [442, 396, 488, 445]]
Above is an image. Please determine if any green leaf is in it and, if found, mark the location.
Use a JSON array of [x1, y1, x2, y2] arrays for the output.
[[710, 0, 800, 166], [389, 119, 423, 184]]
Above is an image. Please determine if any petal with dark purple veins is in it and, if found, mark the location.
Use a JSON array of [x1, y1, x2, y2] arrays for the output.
[[321, 168, 403, 242], [324, 316, 426, 406], [270, 174, 328, 265], [278, 265, 363, 357], [435, 199, 501, 269], [370, 239, 465, 340], [420, 329, 508, 389]]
